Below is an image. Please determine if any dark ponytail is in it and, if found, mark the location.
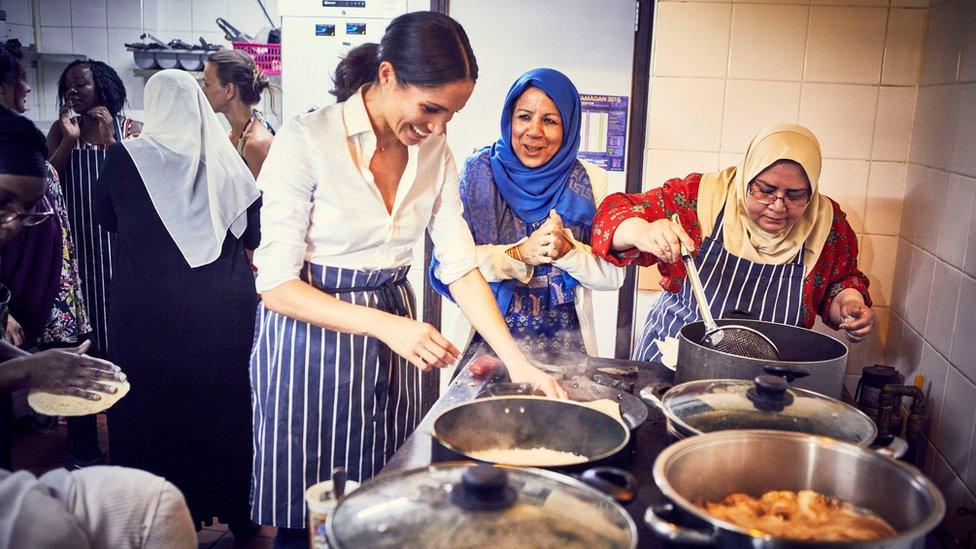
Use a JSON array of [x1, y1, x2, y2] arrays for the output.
[[331, 43, 381, 102], [330, 11, 478, 102]]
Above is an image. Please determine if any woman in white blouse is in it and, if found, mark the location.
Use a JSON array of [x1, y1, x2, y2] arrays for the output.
[[249, 12, 564, 545]]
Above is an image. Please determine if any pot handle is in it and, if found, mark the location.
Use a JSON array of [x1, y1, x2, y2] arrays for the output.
[[578, 467, 637, 503], [479, 382, 534, 398], [762, 364, 811, 382], [639, 384, 671, 411], [871, 434, 909, 459], [644, 503, 718, 545]]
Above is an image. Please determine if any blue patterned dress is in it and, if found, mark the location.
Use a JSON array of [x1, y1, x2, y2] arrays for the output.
[[458, 149, 596, 356]]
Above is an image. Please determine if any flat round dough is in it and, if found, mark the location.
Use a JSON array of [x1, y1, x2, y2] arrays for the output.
[[28, 380, 130, 416], [580, 398, 623, 423]]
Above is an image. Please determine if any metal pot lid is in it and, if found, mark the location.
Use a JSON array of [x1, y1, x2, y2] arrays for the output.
[[661, 376, 877, 445], [327, 462, 637, 549]]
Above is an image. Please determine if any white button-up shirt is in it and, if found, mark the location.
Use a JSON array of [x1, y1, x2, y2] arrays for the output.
[[253, 88, 478, 293]]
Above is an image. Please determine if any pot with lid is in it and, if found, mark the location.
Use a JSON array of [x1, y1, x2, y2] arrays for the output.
[[640, 371, 906, 456], [325, 462, 638, 548]]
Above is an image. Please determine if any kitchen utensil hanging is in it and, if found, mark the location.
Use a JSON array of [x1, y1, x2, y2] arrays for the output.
[[672, 214, 780, 360], [216, 17, 252, 43]]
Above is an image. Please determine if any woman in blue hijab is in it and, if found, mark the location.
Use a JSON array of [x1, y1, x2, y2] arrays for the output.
[[431, 68, 623, 358]]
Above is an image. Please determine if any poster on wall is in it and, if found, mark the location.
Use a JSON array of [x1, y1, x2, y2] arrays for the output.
[[577, 94, 628, 172]]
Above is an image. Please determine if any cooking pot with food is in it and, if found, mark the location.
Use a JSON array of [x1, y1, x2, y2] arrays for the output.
[[432, 395, 630, 467], [326, 462, 638, 548], [677, 318, 848, 398], [646, 430, 944, 547]]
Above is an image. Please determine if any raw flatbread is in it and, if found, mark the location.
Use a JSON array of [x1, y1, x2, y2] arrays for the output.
[[580, 398, 623, 423], [28, 380, 130, 416]]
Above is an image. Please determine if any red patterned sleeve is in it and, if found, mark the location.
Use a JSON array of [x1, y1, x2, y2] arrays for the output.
[[814, 199, 873, 327], [590, 174, 704, 267]]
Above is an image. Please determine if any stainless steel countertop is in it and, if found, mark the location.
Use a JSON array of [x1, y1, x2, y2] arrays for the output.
[[382, 352, 493, 471]]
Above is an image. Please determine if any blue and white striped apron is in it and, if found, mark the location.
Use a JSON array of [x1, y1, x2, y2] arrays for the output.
[[249, 263, 428, 528], [62, 117, 127, 359], [634, 208, 806, 362]]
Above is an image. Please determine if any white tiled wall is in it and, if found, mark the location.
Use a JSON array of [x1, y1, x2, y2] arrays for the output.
[[2, 0, 279, 127], [642, 0, 928, 393], [881, 0, 976, 541]]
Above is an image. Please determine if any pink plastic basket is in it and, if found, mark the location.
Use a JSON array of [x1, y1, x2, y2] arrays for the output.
[[232, 42, 281, 75]]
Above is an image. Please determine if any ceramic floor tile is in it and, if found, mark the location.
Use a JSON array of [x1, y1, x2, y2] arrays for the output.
[[12, 433, 66, 457], [29, 457, 67, 475], [218, 535, 273, 549], [196, 528, 225, 547]]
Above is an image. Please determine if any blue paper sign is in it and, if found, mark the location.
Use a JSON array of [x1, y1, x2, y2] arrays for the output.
[[578, 94, 629, 172]]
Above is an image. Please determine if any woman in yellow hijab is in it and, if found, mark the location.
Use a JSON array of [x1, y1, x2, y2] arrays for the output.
[[590, 123, 874, 362]]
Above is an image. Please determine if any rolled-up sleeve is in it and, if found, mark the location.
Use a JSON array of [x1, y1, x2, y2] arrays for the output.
[[253, 118, 316, 293], [428, 152, 479, 286]]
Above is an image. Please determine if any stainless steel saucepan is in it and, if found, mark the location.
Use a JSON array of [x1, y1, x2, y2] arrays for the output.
[[677, 318, 849, 398], [645, 430, 944, 547]]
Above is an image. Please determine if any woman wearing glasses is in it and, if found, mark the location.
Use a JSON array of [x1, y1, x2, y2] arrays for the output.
[[591, 124, 874, 362]]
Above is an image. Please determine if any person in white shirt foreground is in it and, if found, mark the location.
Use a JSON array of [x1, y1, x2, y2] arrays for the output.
[[0, 466, 196, 549]]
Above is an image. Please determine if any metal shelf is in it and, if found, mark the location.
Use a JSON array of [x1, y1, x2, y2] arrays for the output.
[[131, 69, 280, 81], [132, 68, 204, 80], [23, 51, 87, 67]]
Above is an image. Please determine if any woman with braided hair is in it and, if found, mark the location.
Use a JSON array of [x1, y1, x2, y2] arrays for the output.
[[46, 60, 141, 362], [45, 59, 141, 469]]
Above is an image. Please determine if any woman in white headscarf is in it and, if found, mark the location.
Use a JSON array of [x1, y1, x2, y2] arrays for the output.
[[591, 123, 875, 362], [92, 69, 262, 538]]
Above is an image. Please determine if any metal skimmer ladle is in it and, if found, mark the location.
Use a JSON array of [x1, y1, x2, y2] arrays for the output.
[[671, 215, 780, 361]]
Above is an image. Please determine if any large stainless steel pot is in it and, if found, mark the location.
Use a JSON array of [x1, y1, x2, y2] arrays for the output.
[[678, 319, 848, 398], [326, 462, 638, 548], [645, 430, 944, 547]]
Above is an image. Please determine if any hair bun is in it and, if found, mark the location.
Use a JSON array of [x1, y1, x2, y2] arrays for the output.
[[255, 72, 270, 92]]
